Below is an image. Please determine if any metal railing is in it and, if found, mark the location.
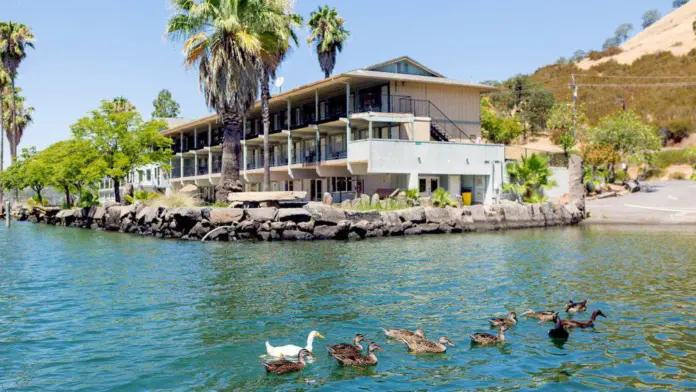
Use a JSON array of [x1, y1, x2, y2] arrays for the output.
[[183, 167, 195, 177], [504, 146, 569, 168], [171, 166, 181, 178], [212, 160, 222, 174], [196, 165, 208, 176]]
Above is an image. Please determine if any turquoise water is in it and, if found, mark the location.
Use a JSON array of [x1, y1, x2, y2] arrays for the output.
[[1, 222, 695, 391]]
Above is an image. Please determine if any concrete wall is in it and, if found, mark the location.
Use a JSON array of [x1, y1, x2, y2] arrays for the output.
[[548, 167, 570, 199]]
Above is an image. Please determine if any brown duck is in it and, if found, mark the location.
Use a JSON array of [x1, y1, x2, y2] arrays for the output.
[[381, 327, 425, 341], [548, 313, 570, 339], [470, 326, 508, 345], [328, 334, 367, 357], [263, 349, 314, 375], [400, 336, 455, 353], [522, 309, 556, 322], [489, 312, 517, 327], [330, 342, 383, 366], [565, 299, 588, 314], [561, 310, 607, 329]]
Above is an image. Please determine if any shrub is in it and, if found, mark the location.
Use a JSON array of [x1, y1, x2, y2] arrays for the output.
[[615, 170, 630, 182], [670, 172, 687, 180], [503, 154, 558, 203], [404, 188, 419, 200], [431, 188, 456, 208], [125, 189, 159, 205], [691, 173, 696, 181], [658, 119, 693, 145], [651, 148, 696, 168], [642, 167, 665, 180], [27, 195, 49, 207], [79, 191, 101, 208], [587, 46, 623, 60], [146, 191, 200, 208]]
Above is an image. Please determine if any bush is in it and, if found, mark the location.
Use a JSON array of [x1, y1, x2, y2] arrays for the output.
[[125, 189, 159, 205], [79, 191, 101, 208], [658, 119, 693, 145], [691, 173, 696, 181], [431, 188, 456, 208], [651, 148, 696, 168], [27, 195, 49, 207], [146, 191, 200, 208], [643, 167, 665, 180], [587, 46, 623, 60], [615, 170, 630, 182], [670, 172, 687, 180], [404, 188, 419, 200]]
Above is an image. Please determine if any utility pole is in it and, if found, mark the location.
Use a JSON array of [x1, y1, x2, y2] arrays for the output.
[[571, 73, 578, 137], [5, 199, 10, 227]]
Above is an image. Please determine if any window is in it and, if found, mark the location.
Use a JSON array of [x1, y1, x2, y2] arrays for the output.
[[138, 171, 143, 183], [146, 170, 151, 181], [419, 178, 427, 193]]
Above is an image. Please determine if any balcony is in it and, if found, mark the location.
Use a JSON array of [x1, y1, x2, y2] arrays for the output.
[[212, 160, 222, 174], [196, 165, 208, 176], [183, 166, 195, 178], [171, 166, 181, 179]]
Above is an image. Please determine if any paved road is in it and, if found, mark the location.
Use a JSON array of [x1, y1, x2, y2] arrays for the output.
[[585, 180, 696, 224]]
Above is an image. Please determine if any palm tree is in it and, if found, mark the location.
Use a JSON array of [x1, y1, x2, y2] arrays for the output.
[[258, 1, 302, 191], [503, 153, 558, 203], [0, 22, 35, 163], [112, 96, 136, 113], [0, 66, 9, 206], [307, 5, 349, 78], [2, 88, 34, 161], [167, 0, 282, 202]]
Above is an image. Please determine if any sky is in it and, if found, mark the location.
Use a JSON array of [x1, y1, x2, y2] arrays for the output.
[[2, 0, 680, 167]]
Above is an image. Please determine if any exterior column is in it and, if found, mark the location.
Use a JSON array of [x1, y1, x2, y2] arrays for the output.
[[368, 120, 373, 140], [242, 142, 247, 174], [179, 131, 184, 181], [287, 100, 293, 169], [315, 126, 320, 166], [448, 175, 461, 198], [193, 128, 198, 176], [315, 90, 319, 122], [408, 172, 419, 192], [208, 124, 212, 177], [345, 82, 351, 143]]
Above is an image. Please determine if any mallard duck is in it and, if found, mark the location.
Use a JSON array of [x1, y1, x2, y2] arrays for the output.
[[400, 336, 455, 353], [522, 309, 556, 322], [330, 342, 383, 366], [489, 312, 517, 327], [561, 310, 607, 329], [263, 349, 314, 375], [548, 313, 569, 339], [327, 334, 367, 357], [565, 299, 588, 314], [381, 327, 425, 341], [265, 331, 324, 358], [470, 326, 508, 345]]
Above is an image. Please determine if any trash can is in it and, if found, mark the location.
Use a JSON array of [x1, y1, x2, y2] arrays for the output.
[[462, 187, 472, 206]]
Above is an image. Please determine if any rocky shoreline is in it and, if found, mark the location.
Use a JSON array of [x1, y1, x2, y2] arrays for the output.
[[11, 199, 586, 241]]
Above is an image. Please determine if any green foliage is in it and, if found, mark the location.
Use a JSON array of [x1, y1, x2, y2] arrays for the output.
[[210, 201, 231, 208], [78, 190, 100, 208], [27, 194, 48, 207], [691, 173, 696, 181], [658, 119, 693, 145], [481, 99, 524, 144], [643, 167, 665, 179], [146, 191, 200, 208], [125, 189, 160, 205], [587, 46, 623, 60], [642, 9, 660, 29], [40, 139, 104, 207], [307, 5, 350, 77], [488, 74, 554, 136], [404, 188, 419, 200], [590, 110, 662, 165], [546, 102, 587, 155], [673, 0, 689, 9], [558, 131, 576, 156], [71, 99, 172, 201], [571, 50, 587, 62], [503, 154, 558, 203], [151, 89, 180, 118], [431, 188, 456, 208], [650, 147, 696, 168]]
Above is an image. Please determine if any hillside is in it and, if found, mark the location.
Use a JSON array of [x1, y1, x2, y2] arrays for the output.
[[578, 1, 696, 69], [529, 4, 696, 135]]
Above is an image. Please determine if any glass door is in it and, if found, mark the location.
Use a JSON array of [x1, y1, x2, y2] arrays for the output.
[[418, 176, 440, 196]]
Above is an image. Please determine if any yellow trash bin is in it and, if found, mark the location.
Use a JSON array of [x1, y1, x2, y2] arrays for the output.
[[462, 192, 472, 206]]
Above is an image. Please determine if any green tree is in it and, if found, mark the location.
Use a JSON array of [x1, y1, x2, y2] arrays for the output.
[[41, 140, 104, 207], [481, 99, 523, 145], [307, 5, 350, 78], [642, 9, 660, 29], [590, 110, 661, 169], [2, 87, 34, 161], [547, 102, 589, 156], [151, 89, 181, 118], [0, 66, 9, 206], [503, 154, 558, 203], [258, 1, 302, 192], [571, 50, 586, 62], [0, 22, 34, 164], [71, 100, 172, 203], [167, 0, 280, 202], [491, 74, 554, 140], [0, 147, 50, 202], [603, 36, 621, 50], [615, 24, 633, 43], [673, 0, 689, 8]]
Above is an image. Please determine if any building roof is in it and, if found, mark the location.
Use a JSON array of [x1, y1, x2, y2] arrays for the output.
[[364, 56, 445, 78]]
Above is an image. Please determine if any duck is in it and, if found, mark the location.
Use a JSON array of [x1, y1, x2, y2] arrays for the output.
[[327, 334, 367, 357], [522, 309, 557, 322], [330, 342, 383, 366], [400, 336, 455, 353], [263, 349, 314, 375], [470, 325, 508, 345], [265, 331, 324, 358], [565, 299, 588, 314], [381, 327, 426, 341], [489, 312, 517, 327], [561, 310, 607, 329], [548, 313, 569, 339]]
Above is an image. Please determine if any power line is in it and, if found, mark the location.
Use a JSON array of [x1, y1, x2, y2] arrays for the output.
[[575, 74, 696, 80], [577, 82, 696, 88]]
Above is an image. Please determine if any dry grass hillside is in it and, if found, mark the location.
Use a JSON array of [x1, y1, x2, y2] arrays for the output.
[[578, 1, 696, 69]]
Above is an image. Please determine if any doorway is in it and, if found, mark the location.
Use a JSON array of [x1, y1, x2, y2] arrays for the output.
[[418, 176, 440, 196], [310, 179, 323, 201]]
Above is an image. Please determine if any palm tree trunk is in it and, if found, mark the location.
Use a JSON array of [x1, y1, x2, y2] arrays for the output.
[[9, 76, 17, 163], [261, 68, 271, 192], [0, 97, 4, 207], [324, 70, 330, 79], [215, 111, 242, 203], [113, 177, 121, 203]]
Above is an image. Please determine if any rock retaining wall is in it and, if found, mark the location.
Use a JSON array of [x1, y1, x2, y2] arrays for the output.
[[15, 200, 585, 242]]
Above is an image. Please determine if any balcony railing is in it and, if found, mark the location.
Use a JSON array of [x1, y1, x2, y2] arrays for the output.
[[171, 167, 181, 178], [183, 167, 195, 177], [325, 148, 347, 160], [196, 165, 208, 176], [212, 160, 222, 174]]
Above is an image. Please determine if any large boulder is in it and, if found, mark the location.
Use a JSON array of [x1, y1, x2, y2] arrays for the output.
[[561, 202, 583, 225], [277, 208, 312, 223], [282, 230, 314, 241], [304, 202, 346, 225], [313, 222, 349, 240], [345, 210, 381, 223], [322, 192, 333, 206], [209, 208, 245, 225], [424, 207, 451, 224], [371, 193, 380, 208], [469, 205, 490, 231], [397, 207, 426, 223], [136, 206, 160, 225], [165, 207, 202, 221], [501, 201, 531, 229], [380, 211, 401, 227], [247, 207, 277, 223]]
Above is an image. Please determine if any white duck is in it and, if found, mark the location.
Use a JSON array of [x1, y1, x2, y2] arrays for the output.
[[265, 331, 324, 358]]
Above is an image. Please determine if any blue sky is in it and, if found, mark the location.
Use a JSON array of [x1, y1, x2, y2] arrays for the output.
[[2, 0, 677, 167]]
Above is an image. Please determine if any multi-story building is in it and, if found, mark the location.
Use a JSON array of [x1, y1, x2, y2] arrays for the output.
[[98, 164, 170, 202], [124, 57, 507, 204]]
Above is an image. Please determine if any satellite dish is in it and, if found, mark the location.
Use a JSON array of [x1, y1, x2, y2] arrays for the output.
[[274, 77, 285, 92]]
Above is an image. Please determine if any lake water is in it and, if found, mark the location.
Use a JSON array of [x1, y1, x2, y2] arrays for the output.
[[0, 222, 694, 391]]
